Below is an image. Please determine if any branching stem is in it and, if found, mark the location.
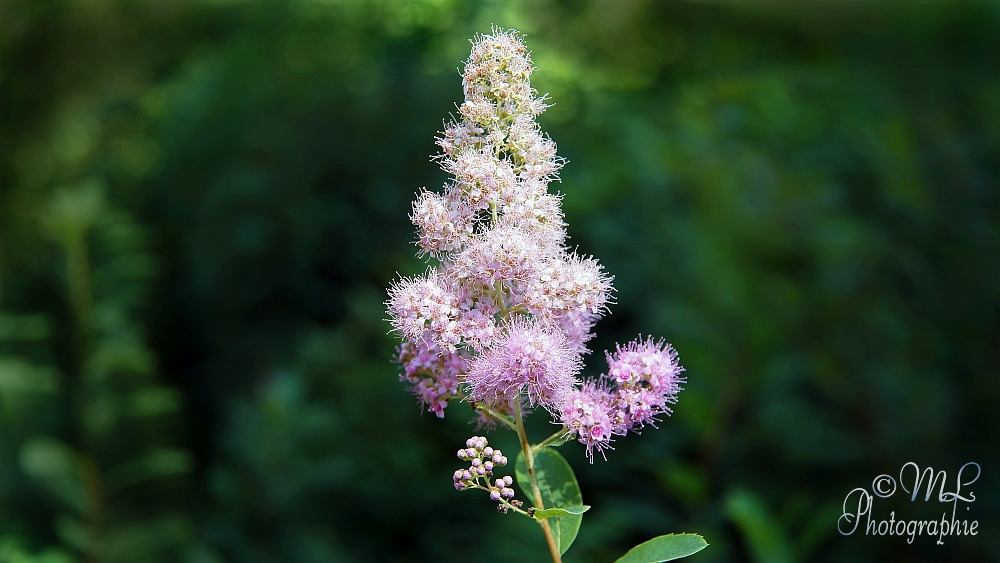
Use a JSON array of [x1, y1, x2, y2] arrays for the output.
[[475, 403, 516, 431]]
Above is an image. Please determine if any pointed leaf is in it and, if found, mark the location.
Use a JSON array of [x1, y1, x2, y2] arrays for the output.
[[533, 505, 590, 520], [515, 448, 583, 555], [19, 436, 88, 514], [614, 533, 709, 563]]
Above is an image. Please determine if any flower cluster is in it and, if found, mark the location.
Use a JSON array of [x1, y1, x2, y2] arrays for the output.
[[452, 436, 522, 512], [397, 338, 466, 417], [386, 29, 684, 474], [465, 316, 580, 412], [561, 338, 685, 459]]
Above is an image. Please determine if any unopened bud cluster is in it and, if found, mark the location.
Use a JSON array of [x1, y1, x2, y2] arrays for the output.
[[452, 436, 522, 512]]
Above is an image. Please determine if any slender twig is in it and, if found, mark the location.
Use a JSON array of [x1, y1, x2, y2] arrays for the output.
[[464, 482, 530, 517], [474, 403, 516, 431], [66, 236, 104, 563], [499, 497, 530, 517]]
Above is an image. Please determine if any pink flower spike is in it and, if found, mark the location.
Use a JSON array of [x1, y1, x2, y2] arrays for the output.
[[386, 29, 690, 471]]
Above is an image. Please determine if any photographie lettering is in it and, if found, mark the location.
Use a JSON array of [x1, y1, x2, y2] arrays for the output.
[[838, 462, 980, 545]]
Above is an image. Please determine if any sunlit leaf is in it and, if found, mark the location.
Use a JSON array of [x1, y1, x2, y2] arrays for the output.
[[532, 505, 590, 520], [0, 357, 60, 393], [614, 533, 708, 563], [19, 437, 88, 514]]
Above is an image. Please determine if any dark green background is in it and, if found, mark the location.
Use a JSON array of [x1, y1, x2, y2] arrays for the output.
[[1, 1, 997, 562]]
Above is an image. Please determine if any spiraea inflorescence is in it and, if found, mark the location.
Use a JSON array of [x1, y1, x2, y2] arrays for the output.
[[387, 28, 685, 465]]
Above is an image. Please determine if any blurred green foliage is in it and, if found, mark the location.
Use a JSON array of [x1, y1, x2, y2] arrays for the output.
[[1, 0, 997, 562]]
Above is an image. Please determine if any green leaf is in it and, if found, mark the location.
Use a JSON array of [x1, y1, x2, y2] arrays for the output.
[[614, 533, 709, 563], [0, 357, 60, 393], [515, 448, 583, 555], [126, 387, 182, 417], [0, 313, 51, 342], [723, 489, 793, 563], [18, 436, 89, 514], [104, 448, 193, 494], [533, 505, 590, 520]]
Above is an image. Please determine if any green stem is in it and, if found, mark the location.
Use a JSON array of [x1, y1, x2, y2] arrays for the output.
[[499, 497, 530, 517], [515, 401, 562, 563], [66, 238, 92, 335], [491, 280, 509, 315], [531, 429, 569, 455], [466, 482, 530, 516], [65, 236, 103, 563], [475, 403, 516, 431]]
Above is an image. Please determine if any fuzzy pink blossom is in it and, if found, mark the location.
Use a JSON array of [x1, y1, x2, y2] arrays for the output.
[[608, 337, 683, 392], [560, 380, 620, 460], [411, 188, 476, 254], [525, 253, 614, 350], [386, 271, 467, 350], [452, 224, 547, 287], [608, 337, 684, 427], [499, 192, 566, 253], [559, 337, 685, 456], [436, 121, 483, 157], [507, 114, 562, 181], [455, 295, 499, 352], [466, 316, 580, 412], [444, 148, 517, 210]]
